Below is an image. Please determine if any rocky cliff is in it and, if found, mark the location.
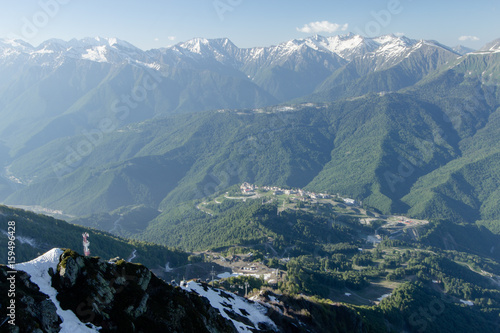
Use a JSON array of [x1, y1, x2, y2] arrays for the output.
[[1, 249, 372, 333]]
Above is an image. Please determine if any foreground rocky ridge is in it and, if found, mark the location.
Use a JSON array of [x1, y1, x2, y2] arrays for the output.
[[51, 249, 235, 332], [1, 249, 371, 333]]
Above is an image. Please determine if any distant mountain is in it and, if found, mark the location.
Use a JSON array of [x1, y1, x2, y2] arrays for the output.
[[479, 38, 500, 52], [0, 34, 465, 160], [0, 36, 277, 157], [302, 38, 460, 103], [171, 34, 461, 102], [452, 45, 476, 55], [2, 35, 500, 236]]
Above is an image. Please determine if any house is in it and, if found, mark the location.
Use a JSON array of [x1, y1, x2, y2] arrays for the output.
[[343, 198, 356, 205]]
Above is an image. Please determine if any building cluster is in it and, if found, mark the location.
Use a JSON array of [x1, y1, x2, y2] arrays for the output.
[[240, 182, 360, 205], [240, 182, 257, 194]]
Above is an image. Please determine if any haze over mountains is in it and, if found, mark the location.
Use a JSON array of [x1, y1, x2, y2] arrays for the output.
[[0, 33, 465, 154], [1, 33, 500, 241]]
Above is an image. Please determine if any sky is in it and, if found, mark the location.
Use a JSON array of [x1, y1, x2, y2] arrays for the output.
[[0, 0, 498, 50]]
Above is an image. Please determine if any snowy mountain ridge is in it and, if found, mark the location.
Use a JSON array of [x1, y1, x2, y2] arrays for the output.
[[478, 37, 500, 53], [8, 248, 278, 333], [0, 33, 462, 69]]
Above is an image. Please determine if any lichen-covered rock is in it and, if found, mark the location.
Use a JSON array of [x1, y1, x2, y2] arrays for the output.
[[56, 249, 86, 288], [51, 249, 236, 332], [0, 265, 61, 333]]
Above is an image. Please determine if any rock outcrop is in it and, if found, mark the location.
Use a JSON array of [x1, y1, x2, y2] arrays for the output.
[[0, 266, 61, 333], [51, 249, 235, 332]]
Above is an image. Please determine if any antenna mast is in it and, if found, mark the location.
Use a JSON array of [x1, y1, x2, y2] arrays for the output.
[[82, 232, 90, 256]]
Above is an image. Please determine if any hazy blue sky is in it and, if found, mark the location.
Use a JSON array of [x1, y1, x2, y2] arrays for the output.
[[0, 0, 498, 50]]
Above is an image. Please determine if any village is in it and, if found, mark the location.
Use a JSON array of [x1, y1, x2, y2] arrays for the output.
[[239, 182, 358, 205], [236, 182, 429, 243], [157, 182, 432, 302]]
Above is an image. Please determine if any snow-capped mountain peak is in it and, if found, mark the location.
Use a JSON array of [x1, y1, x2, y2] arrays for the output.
[[303, 33, 373, 58], [479, 38, 500, 53], [0, 36, 154, 66], [0, 38, 34, 59], [0, 34, 464, 69], [172, 37, 241, 64], [0, 38, 33, 50], [178, 37, 210, 54]]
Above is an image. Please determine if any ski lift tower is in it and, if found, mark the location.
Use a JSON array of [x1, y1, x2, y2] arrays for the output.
[[82, 232, 90, 256]]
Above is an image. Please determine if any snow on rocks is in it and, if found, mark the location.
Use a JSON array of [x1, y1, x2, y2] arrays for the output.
[[15, 248, 101, 333], [182, 280, 277, 332]]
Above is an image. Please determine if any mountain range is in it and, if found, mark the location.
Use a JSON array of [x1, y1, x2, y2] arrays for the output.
[[1, 34, 500, 243], [0, 33, 467, 157]]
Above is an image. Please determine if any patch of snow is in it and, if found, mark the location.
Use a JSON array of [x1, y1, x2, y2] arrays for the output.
[[33, 48, 55, 54], [460, 299, 474, 306], [17, 235, 38, 247], [81, 45, 109, 62], [182, 281, 277, 332], [15, 248, 101, 332], [377, 293, 392, 301], [164, 262, 173, 272], [134, 60, 161, 70], [366, 235, 381, 244], [217, 272, 240, 279], [470, 50, 500, 55], [0, 230, 38, 248], [238, 273, 273, 281]]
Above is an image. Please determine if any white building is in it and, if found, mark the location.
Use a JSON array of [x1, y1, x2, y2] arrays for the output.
[[343, 198, 356, 205]]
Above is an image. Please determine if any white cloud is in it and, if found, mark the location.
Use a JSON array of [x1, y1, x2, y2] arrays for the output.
[[394, 32, 405, 37], [154, 37, 159, 42], [459, 35, 479, 41], [167, 36, 176, 41], [297, 21, 348, 34]]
